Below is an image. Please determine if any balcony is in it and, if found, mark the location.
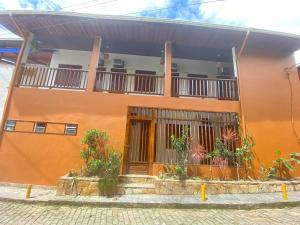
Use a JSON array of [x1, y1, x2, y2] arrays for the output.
[[17, 65, 88, 90], [16, 64, 239, 101], [94, 71, 164, 95], [171, 76, 238, 100]]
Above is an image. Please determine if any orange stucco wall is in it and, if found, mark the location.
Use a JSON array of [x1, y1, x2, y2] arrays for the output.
[[0, 89, 239, 185], [238, 48, 300, 178], [0, 48, 299, 185]]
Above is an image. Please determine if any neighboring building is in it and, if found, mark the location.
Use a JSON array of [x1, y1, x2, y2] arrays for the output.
[[0, 38, 21, 118], [0, 11, 299, 185], [0, 61, 13, 117], [0, 38, 52, 119]]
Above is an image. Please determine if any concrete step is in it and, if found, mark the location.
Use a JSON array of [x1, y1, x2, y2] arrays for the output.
[[119, 174, 155, 184], [127, 163, 148, 175], [117, 182, 156, 195]]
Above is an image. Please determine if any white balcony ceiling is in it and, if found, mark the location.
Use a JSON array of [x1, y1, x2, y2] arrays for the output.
[[1, 11, 300, 55]]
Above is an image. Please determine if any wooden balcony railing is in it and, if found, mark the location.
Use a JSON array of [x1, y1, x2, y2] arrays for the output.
[[16, 65, 239, 101], [94, 71, 164, 95], [171, 76, 239, 100], [17, 65, 88, 90]]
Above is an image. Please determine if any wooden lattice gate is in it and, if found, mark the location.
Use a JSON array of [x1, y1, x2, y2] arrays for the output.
[[124, 107, 238, 175]]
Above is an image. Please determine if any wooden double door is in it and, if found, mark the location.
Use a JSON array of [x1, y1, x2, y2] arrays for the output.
[[125, 119, 154, 175]]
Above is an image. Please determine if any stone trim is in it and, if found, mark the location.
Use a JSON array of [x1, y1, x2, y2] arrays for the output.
[[56, 174, 300, 196]]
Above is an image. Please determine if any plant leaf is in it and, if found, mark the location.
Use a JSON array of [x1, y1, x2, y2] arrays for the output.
[[275, 149, 281, 155], [282, 160, 295, 171]]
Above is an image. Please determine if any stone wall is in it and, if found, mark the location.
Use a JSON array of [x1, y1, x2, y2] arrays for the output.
[[57, 176, 101, 196], [154, 179, 300, 195], [56, 175, 300, 196]]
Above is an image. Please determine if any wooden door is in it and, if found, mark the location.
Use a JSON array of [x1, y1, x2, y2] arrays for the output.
[[127, 120, 150, 174]]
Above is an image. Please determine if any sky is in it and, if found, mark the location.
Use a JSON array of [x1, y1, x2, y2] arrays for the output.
[[0, 0, 300, 62]]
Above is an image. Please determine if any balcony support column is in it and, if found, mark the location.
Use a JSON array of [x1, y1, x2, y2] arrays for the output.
[[164, 41, 172, 97], [236, 30, 250, 136], [87, 36, 102, 91], [0, 32, 33, 139]]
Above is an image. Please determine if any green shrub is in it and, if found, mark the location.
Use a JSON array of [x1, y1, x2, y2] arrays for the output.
[[261, 150, 300, 180], [86, 159, 102, 176], [175, 165, 185, 177], [80, 129, 109, 167], [80, 129, 122, 195], [98, 151, 122, 194], [68, 169, 78, 177], [171, 127, 190, 178]]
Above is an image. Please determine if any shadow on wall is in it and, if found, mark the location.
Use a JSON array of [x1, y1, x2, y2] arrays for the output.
[[0, 136, 54, 184], [0, 126, 84, 185], [239, 49, 300, 123]]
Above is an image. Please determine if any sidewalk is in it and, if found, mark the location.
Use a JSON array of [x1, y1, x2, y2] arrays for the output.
[[0, 184, 299, 209]]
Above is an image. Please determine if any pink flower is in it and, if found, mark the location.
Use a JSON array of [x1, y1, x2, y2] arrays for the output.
[[191, 144, 206, 162]]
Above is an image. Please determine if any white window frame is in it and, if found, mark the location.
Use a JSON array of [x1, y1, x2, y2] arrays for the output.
[[4, 120, 16, 131], [34, 122, 46, 133], [65, 124, 77, 135]]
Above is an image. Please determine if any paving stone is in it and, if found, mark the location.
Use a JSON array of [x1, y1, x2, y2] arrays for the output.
[[0, 201, 299, 225]]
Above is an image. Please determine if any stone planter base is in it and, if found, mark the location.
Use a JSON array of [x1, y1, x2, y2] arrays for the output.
[[57, 176, 102, 196], [154, 179, 300, 195], [57, 174, 300, 196]]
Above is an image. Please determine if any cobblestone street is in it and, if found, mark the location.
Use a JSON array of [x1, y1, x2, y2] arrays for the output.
[[0, 201, 299, 225]]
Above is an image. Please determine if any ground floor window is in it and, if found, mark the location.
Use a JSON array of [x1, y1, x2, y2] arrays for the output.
[[4, 120, 16, 131], [33, 122, 47, 133]]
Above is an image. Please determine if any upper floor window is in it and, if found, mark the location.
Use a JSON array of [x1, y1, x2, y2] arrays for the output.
[[65, 124, 77, 135], [34, 122, 46, 133], [4, 120, 16, 131]]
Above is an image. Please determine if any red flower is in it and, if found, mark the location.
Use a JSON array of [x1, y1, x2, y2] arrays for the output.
[[222, 128, 238, 142]]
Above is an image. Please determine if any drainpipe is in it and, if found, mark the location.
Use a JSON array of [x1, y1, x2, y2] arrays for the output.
[[236, 29, 250, 135], [284, 65, 300, 143]]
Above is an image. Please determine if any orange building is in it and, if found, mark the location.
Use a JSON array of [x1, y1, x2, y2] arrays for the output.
[[0, 11, 299, 185]]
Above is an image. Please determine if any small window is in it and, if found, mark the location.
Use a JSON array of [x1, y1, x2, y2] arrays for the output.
[[4, 120, 16, 131], [65, 124, 77, 135], [34, 122, 46, 133]]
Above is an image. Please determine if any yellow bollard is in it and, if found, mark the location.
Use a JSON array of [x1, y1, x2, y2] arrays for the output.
[[201, 184, 206, 202], [26, 184, 32, 199], [281, 184, 288, 200]]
